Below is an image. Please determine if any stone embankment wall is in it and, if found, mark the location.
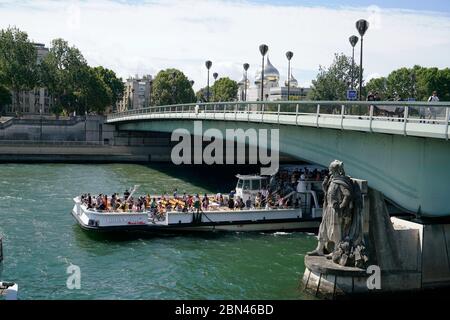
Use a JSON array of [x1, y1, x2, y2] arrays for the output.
[[0, 116, 173, 162]]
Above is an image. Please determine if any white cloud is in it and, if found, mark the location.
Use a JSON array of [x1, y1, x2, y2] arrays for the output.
[[0, 0, 449, 90]]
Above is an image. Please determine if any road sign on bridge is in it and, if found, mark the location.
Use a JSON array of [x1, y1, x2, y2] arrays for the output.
[[347, 89, 358, 100]]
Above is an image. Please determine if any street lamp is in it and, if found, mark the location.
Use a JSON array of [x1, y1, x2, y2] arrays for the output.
[[205, 60, 212, 102], [243, 63, 249, 101], [212, 72, 218, 101], [356, 19, 369, 101], [259, 44, 268, 101], [285, 51, 293, 101], [349, 35, 359, 91]]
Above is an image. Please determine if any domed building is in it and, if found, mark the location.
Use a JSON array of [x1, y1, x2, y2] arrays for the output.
[[237, 56, 309, 101]]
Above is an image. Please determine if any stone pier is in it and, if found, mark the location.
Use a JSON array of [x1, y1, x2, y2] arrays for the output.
[[303, 188, 450, 298]]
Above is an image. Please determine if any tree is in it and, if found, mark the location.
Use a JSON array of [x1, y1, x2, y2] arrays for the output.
[[0, 27, 38, 112], [365, 66, 450, 102], [40, 38, 89, 114], [151, 69, 196, 106], [93, 66, 124, 106], [79, 67, 112, 114], [307, 53, 361, 101], [0, 84, 11, 114], [365, 77, 388, 99], [195, 87, 208, 103], [385, 67, 416, 100], [211, 77, 238, 102]]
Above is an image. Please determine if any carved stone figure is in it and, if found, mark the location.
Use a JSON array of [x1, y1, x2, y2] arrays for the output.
[[307, 160, 368, 268]]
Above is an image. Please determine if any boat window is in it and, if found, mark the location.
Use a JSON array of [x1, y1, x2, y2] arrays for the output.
[[237, 179, 243, 189], [243, 179, 250, 190], [250, 179, 260, 190]]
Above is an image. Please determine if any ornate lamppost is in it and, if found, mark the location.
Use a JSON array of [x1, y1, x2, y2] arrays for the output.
[[356, 19, 369, 101], [213, 72, 218, 101], [349, 35, 359, 91], [243, 63, 249, 101], [285, 51, 293, 101], [205, 60, 212, 102], [259, 44, 268, 101]]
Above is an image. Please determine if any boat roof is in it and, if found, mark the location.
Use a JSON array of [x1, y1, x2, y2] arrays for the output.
[[236, 174, 269, 180]]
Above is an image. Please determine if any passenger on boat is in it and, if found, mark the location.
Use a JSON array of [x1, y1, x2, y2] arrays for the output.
[[228, 195, 235, 209], [234, 196, 244, 210], [124, 189, 130, 200], [111, 194, 117, 210], [186, 195, 193, 209], [245, 198, 252, 209], [103, 194, 108, 211], [194, 194, 202, 214], [87, 193, 93, 209], [255, 193, 262, 208], [202, 194, 209, 210]]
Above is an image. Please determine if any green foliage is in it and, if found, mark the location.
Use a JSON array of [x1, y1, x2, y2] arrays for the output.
[[0, 27, 38, 93], [211, 77, 238, 102], [93, 66, 124, 105], [366, 65, 450, 101], [308, 53, 361, 101], [41, 39, 113, 114], [40, 38, 89, 113], [151, 68, 195, 106], [365, 77, 388, 99], [196, 87, 208, 103], [81, 68, 112, 113]]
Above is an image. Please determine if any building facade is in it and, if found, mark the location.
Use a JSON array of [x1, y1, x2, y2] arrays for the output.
[[237, 56, 309, 102], [4, 43, 54, 116], [116, 75, 153, 112]]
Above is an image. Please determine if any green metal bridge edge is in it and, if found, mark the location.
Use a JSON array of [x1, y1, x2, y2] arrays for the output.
[[117, 119, 450, 218]]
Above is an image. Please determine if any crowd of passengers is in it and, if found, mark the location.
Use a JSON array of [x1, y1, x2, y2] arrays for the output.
[[80, 167, 329, 215]]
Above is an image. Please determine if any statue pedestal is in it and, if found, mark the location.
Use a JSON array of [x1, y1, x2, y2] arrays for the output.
[[303, 255, 369, 298], [302, 188, 450, 298]]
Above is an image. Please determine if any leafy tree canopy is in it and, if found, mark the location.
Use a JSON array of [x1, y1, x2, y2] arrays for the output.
[[93, 66, 124, 105], [151, 68, 195, 106], [366, 65, 450, 101], [211, 77, 238, 102], [0, 27, 38, 95], [307, 53, 361, 101]]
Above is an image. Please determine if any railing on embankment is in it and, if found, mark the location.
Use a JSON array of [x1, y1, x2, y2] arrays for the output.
[[107, 101, 450, 140]]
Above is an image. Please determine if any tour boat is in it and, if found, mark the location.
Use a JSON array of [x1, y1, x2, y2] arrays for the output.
[[0, 282, 18, 300], [71, 172, 325, 233]]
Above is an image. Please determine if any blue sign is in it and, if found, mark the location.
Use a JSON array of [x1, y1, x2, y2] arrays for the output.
[[347, 90, 358, 100]]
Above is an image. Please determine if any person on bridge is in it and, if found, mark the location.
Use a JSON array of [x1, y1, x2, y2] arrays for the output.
[[427, 91, 440, 121]]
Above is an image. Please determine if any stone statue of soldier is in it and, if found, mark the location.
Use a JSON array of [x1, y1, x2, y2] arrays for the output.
[[307, 160, 367, 268]]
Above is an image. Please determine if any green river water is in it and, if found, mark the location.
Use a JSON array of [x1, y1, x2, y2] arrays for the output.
[[0, 163, 317, 300]]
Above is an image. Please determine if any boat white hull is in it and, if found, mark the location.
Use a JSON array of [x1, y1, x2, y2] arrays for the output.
[[71, 197, 322, 233], [0, 282, 18, 300]]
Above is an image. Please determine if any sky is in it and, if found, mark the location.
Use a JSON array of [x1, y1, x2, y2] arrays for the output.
[[0, 0, 449, 90]]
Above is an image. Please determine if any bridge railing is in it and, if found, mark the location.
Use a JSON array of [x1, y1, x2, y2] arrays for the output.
[[107, 101, 450, 139]]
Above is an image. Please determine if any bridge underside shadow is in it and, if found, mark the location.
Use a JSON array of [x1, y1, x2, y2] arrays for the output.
[[117, 119, 450, 217]]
